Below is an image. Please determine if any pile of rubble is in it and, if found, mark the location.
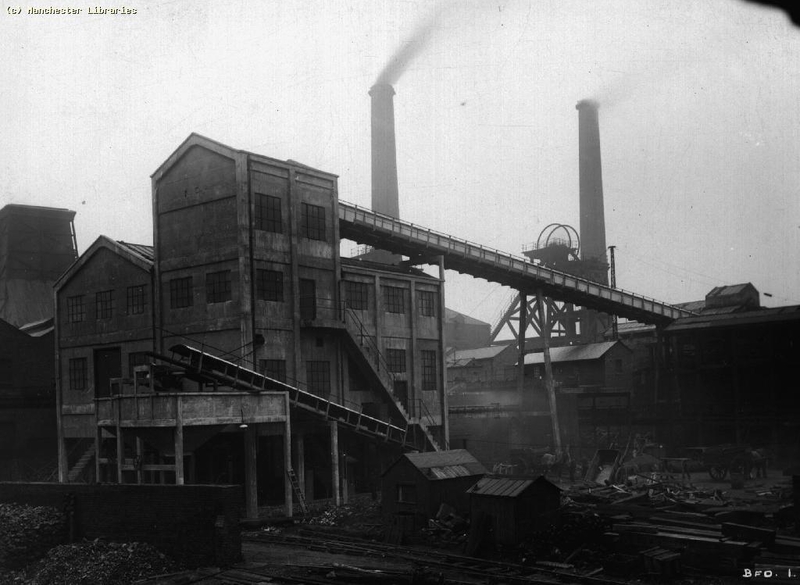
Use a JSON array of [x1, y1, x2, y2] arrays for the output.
[[542, 472, 800, 580]]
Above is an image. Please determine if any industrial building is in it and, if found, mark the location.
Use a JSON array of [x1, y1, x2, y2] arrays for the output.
[[0, 204, 77, 480], [55, 134, 447, 518]]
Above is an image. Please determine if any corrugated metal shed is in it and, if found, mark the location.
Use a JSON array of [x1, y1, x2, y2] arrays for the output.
[[403, 449, 487, 480], [665, 304, 800, 332], [522, 340, 627, 365]]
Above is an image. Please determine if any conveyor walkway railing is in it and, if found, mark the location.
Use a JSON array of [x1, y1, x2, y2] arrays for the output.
[[338, 201, 694, 325]]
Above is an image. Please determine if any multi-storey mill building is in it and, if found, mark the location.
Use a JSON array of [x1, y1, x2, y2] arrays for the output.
[[55, 134, 446, 518]]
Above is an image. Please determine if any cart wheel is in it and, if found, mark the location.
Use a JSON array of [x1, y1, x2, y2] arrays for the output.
[[709, 465, 727, 480]]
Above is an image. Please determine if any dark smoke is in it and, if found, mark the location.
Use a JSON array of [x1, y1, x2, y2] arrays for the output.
[[375, 8, 442, 86]]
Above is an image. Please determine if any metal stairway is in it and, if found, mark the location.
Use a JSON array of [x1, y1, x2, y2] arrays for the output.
[[339, 307, 440, 451], [338, 201, 695, 325], [164, 344, 434, 451]]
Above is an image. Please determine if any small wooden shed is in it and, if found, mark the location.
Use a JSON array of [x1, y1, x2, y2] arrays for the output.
[[467, 476, 561, 547], [381, 449, 487, 528]]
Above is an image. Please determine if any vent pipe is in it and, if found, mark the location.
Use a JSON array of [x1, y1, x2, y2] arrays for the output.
[[369, 84, 400, 218], [576, 99, 607, 272]]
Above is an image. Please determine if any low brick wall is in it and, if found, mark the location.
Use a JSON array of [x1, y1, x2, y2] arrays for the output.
[[0, 482, 242, 568]]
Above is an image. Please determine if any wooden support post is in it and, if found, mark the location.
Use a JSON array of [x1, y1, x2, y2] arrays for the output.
[[517, 293, 527, 404], [284, 405, 293, 518], [330, 421, 341, 507], [294, 432, 305, 497], [244, 425, 258, 520], [136, 437, 143, 485], [174, 395, 184, 485], [537, 289, 561, 454], [116, 403, 124, 484], [95, 424, 102, 483]]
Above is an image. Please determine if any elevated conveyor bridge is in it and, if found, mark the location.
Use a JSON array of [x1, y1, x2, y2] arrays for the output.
[[338, 202, 693, 326]]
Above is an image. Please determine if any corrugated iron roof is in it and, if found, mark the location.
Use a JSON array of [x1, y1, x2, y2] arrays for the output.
[[116, 241, 154, 264], [523, 340, 626, 365], [665, 304, 800, 332], [404, 449, 487, 480], [467, 475, 561, 497], [446, 345, 510, 367]]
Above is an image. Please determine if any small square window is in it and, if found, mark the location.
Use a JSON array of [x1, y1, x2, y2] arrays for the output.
[[345, 281, 369, 311], [301, 203, 326, 241], [256, 269, 283, 302], [127, 285, 147, 315], [68, 358, 88, 391], [170, 277, 193, 309], [418, 290, 436, 317], [67, 295, 86, 323], [384, 286, 405, 314], [206, 270, 232, 303], [96, 290, 114, 319], [255, 193, 282, 233]]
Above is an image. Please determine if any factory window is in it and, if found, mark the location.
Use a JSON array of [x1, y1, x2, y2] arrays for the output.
[[344, 281, 369, 311], [258, 359, 287, 383], [68, 358, 88, 391], [255, 269, 283, 302], [421, 350, 437, 391], [67, 295, 85, 323], [396, 483, 417, 504], [306, 361, 330, 397], [126, 285, 147, 315], [206, 270, 232, 303], [384, 286, 406, 314], [96, 290, 114, 319], [386, 349, 406, 373], [128, 352, 150, 377], [255, 193, 282, 233], [169, 277, 193, 309], [301, 203, 326, 241], [418, 290, 436, 317], [299, 279, 316, 320]]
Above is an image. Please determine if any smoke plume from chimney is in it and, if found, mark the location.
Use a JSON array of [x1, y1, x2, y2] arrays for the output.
[[375, 9, 440, 86]]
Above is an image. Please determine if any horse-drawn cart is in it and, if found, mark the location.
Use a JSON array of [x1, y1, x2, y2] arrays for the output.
[[702, 443, 751, 480]]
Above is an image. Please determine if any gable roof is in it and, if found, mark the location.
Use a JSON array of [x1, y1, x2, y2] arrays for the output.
[[467, 475, 560, 498], [54, 235, 153, 290], [393, 449, 487, 481], [152, 133, 337, 181], [446, 345, 510, 367], [522, 340, 629, 366], [445, 308, 490, 327]]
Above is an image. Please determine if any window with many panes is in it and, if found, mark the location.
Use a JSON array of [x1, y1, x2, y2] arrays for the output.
[[255, 193, 282, 233], [384, 286, 405, 314], [258, 359, 287, 383], [170, 277, 193, 308], [96, 290, 114, 319], [421, 350, 437, 391], [301, 203, 326, 241], [206, 270, 232, 303], [345, 280, 369, 310], [255, 269, 283, 301], [306, 361, 330, 396], [67, 295, 85, 323], [127, 285, 147, 315], [418, 290, 436, 317], [68, 358, 88, 391], [386, 348, 406, 373]]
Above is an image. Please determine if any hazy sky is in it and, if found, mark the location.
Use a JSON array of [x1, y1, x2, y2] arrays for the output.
[[2, 0, 799, 329]]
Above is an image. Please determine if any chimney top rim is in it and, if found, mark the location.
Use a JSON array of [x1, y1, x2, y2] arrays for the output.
[[576, 99, 600, 110]]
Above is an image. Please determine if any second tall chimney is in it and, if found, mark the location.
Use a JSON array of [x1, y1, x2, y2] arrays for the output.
[[576, 99, 607, 270], [369, 84, 400, 218]]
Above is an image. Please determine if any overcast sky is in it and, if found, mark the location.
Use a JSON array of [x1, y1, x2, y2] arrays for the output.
[[2, 0, 799, 329]]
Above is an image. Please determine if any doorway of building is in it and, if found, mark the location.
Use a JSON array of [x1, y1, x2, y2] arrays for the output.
[[94, 347, 121, 397]]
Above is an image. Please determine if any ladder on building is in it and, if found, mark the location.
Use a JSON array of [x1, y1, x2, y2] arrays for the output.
[[286, 467, 308, 516]]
